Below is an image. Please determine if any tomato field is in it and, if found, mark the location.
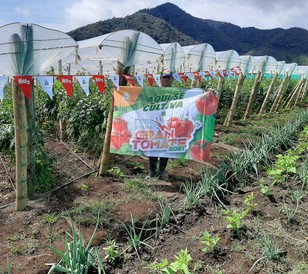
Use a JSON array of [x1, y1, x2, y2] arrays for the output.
[[0, 23, 308, 274], [1, 70, 308, 273]]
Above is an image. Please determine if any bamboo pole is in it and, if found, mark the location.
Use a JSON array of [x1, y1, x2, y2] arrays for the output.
[[243, 71, 261, 119], [270, 72, 288, 112], [299, 78, 308, 102], [58, 59, 67, 141], [12, 79, 28, 210], [98, 62, 124, 175], [216, 77, 225, 100], [293, 78, 307, 107], [282, 80, 300, 108], [25, 80, 36, 199], [285, 77, 304, 108], [258, 72, 278, 114], [223, 73, 244, 127]]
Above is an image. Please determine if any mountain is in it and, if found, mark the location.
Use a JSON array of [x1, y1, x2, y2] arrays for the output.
[[68, 2, 308, 65]]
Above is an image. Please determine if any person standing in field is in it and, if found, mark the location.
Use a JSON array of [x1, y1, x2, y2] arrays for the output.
[[146, 69, 173, 180]]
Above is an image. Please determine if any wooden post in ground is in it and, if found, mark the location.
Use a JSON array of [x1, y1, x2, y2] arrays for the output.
[[270, 72, 288, 112], [285, 77, 304, 108], [299, 78, 308, 103], [223, 73, 244, 127], [294, 78, 307, 107], [258, 72, 278, 114], [12, 79, 28, 210], [216, 76, 225, 100], [25, 79, 36, 199], [98, 62, 124, 175], [58, 59, 67, 141], [243, 71, 261, 119]]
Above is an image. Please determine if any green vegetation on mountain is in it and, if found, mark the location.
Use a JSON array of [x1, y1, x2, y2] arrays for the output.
[[68, 2, 308, 65]]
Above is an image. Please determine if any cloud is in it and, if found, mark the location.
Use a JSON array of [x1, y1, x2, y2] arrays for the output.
[[65, 0, 160, 30], [15, 7, 32, 18]]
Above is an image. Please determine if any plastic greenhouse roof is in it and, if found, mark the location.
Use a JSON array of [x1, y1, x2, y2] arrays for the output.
[[295, 65, 308, 76], [240, 55, 256, 75], [253, 56, 278, 73], [276, 61, 286, 74], [159, 42, 185, 72], [284, 63, 298, 75], [0, 22, 78, 76], [77, 29, 164, 68], [182, 43, 216, 71], [214, 50, 241, 70]]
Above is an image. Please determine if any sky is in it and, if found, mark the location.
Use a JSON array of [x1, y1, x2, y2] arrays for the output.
[[0, 0, 308, 33]]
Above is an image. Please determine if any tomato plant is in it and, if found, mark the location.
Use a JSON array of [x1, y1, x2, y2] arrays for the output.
[[195, 91, 218, 116]]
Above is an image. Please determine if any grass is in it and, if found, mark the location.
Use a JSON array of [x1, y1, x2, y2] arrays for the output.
[[123, 177, 157, 201], [71, 198, 115, 227]]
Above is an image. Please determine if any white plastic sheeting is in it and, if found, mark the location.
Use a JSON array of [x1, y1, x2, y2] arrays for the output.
[[51, 58, 118, 75], [284, 63, 298, 75], [213, 50, 241, 70], [77, 30, 164, 68], [182, 43, 216, 72], [295, 65, 308, 77], [240, 55, 256, 75], [160, 42, 185, 72], [253, 56, 278, 73], [276, 61, 286, 74], [0, 23, 78, 76]]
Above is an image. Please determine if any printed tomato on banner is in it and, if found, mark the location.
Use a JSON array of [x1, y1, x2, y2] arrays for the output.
[[110, 86, 218, 161]]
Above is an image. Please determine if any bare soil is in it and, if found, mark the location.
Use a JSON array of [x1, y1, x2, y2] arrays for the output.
[[0, 117, 308, 274]]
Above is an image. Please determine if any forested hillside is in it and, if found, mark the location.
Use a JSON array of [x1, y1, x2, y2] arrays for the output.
[[68, 2, 308, 64]]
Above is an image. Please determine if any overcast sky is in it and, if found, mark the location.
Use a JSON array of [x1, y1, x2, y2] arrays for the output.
[[1, 0, 307, 33]]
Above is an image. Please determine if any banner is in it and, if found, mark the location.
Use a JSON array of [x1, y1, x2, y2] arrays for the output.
[[123, 74, 136, 86], [145, 74, 154, 86], [172, 72, 182, 84], [135, 74, 144, 87], [92, 75, 105, 95], [58, 75, 73, 98], [76, 76, 90, 95], [0, 76, 8, 101], [178, 72, 188, 84], [153, 74, 161, 87], [37, 76, 54, 98], [185, 72, 194, 81], [14, 76, 32, 100], [110, 87, 218, 161], [109, 74, 119, 90]]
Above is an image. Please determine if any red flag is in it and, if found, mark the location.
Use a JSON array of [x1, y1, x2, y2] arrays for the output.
[[123, 74, 136, 86], [192, 72, 201, 81], [204, 71, 213, 79], [92, 75, 105, 95], [215, 70, 224, 79], [145, 74, 154, 87], [14, 76, 32, 100], [58, 75, 73, 98], [178, 72, 188, 84]]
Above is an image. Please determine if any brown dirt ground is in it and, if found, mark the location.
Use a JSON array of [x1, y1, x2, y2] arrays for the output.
[[0, 119, 308, 274]]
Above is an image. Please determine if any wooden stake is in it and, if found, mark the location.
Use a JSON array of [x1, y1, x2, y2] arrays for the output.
[[270, 72, 288, 112], [216, 77, 225, 100], [12, 79, 28, 210], [243, 71, 261, 119], [285, 77, 304, 108], [98, 62, 124, 175], [293, 78, 307, 107], [258, 72, 278, 114], [224, 73, 244, 127], [25, 80, 36, 199]]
